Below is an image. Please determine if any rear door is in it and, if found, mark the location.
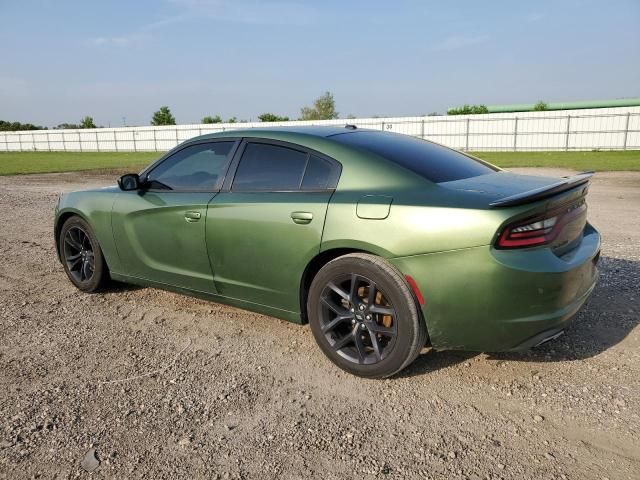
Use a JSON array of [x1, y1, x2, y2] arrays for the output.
[[112, 140, 238, 292], [206, 139, 341, 313]]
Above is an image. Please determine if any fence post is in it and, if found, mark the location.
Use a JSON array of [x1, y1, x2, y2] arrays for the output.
[[62, 132, 67, 152], [153, 129, 157, 152], [513, 117, 518, 152], [622, 112, 631, 150], [132, 129, 137, 152], [46, 131, 51, 152], [420, 119, 425, 139], [381, 121, 385, 131], [114, 130, 118, 152], [78, 131, 83, 152], [465, 118, 470, 151], [175, 128, 179, 147], [95, 131, 100, 152], [18, 133, 23, 152], [565, 115, 571, 151]]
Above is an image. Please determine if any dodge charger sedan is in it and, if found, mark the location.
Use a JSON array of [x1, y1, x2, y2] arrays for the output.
[[55, 126, 600, 378]]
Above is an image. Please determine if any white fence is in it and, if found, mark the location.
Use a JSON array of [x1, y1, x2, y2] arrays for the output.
[[1, 106, 639, 152]]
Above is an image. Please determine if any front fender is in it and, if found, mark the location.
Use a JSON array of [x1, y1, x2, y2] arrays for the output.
[[55, 188, 121, 273]]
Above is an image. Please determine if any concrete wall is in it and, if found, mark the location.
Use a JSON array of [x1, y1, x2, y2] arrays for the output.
[[2, 106, 639, 152]]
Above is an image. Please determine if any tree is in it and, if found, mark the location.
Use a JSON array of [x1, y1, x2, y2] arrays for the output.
[[151, 106, 176, 125], [0, 120, 45, 131], [55, 123, 81, 129], [226, 117, 237, 123], [533, 101, 548, 111], [447, 104, 489, 115], [300, 91, 338, 120], [258, 113, 289, 122], [80, 116, 96, 128], [201, 115, 222, 124]]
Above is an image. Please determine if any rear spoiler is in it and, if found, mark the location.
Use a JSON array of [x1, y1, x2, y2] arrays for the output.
[[489, 172, 594, 208]]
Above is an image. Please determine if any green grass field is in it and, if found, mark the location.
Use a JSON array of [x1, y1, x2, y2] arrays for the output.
[[0, 150, 639, 176], [473, 150, 640, 171], [0, 152, 158, 176]]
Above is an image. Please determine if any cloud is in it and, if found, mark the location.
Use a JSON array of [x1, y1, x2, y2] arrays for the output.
[[87, 14, 187, 47], [432, 34, 489, 51], [167, 0, 318, 25], [88, 33, 145, 47], [87, 1, 316, 48]]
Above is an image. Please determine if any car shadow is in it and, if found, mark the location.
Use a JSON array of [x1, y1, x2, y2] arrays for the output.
[[398, 256, 638, 378], [101, 280, 144, 293]]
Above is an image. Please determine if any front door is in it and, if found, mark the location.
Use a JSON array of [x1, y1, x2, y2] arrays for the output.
[[206, 140, 341, 314], [112, 140, 238, 292]]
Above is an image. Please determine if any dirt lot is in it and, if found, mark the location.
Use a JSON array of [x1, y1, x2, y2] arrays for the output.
[[0, 168, 638, 480]]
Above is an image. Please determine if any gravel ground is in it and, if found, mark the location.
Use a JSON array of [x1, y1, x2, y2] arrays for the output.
[[0, 168, 638, 480]]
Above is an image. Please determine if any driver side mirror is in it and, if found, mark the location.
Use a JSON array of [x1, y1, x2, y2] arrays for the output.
[[118, 173, 141, 191]]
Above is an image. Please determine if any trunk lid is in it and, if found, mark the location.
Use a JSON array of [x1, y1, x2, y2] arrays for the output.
[[440, 171, 591, 206], [441, 171, 592, 255]]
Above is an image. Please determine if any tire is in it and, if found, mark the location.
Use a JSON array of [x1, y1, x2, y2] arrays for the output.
[[59, 216, 108, 292], [308, 253, 427, 378]]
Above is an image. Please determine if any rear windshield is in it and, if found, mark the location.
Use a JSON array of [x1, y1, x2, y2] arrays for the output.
[[331, 131, 497, 183]]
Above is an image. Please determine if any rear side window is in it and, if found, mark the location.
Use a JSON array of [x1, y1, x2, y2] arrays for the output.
[[331, 131, 497, 183], [301, 155, 333, 190], [233, 143, 308, 190]]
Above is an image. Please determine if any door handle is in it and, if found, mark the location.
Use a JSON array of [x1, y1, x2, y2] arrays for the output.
[[184, 211, 201, 222], [291, 211, 313, 224]]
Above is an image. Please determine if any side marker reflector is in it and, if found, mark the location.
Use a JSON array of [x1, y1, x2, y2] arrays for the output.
[[405, 275, 425, 305]]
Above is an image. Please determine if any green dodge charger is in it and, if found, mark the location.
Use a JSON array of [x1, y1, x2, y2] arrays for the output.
[[55, 126, 600, 378]]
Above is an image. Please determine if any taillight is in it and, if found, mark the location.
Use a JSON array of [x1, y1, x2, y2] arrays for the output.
[[496, 199, 586, 249]]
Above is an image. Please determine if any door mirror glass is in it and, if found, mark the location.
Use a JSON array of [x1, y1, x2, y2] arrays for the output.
[[118, 173, 141, 191]]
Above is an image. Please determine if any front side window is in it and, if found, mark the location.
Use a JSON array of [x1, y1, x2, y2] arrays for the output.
[[232, 143, 308, 191], [146, 141, 234, 191]]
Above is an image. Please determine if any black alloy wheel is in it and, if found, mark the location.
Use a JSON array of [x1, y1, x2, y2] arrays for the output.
[[308, 253, 427, 378], [59, 216, 108, 292], [318, 273, 398, 365], [63, 226, 95, 283]]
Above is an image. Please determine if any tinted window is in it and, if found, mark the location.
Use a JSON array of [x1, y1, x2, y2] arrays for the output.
[[147, 142, 234, 191], [233, 143, 307, 191], [301, 155, 333, 190], [331, 131, 497, 183]]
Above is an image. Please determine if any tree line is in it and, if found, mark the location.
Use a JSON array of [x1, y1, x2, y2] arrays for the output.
[[2, 92, 340, 131], [4, 90, 473, 130], [152, 91, 340, 126], [0, 116, 97, 131]]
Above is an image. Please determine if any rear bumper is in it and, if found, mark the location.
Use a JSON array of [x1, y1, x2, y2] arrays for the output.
[[390, 223, 600, 352]]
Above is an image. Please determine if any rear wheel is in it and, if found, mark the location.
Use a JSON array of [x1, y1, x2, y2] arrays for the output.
[[59, 216, 108, 292], [308, 253, 427, 378]]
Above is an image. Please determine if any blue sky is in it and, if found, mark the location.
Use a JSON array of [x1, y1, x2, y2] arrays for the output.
[[1, 0, 639, 127]]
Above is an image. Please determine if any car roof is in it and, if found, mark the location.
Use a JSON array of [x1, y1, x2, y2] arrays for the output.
[[195, 125, 362, 141]]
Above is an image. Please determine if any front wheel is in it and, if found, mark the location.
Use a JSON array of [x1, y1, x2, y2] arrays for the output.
[[308, 253, 427, 378], [59, 216, 108, 292]]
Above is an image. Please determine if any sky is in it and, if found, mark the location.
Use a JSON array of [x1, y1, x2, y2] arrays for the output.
[[1, 0, 639, 127]]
